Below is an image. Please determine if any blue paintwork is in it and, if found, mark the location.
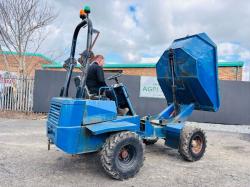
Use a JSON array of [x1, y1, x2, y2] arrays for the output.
[[47, 97, 140, 154], [164, 124, 184, 148], [48, 97, 117, 127], [155, 103, 194, 123], [155, 103, 175, 120], [156, 33, 220, 112], [82, 100, 117, 124], [138, 105, 193, 149], [169, 104, 194, 123], [47, 32, 220, 155], [86, 121, 139, 135], [138, 117, 184, 149], [51, 125, 108, 154]]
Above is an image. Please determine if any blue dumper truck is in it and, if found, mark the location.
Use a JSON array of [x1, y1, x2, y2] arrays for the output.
[[47, 6, 220, 180]]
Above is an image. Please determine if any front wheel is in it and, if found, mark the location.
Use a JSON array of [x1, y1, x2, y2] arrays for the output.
[[100, 131, 144, 180], [179, 126, 207, 161]]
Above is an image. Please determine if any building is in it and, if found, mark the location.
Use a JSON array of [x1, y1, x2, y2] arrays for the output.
[[0, 51, 244, 80], [217, 62, 244, 80], [0, 51, 55, 77], [42, 61, 244, 81]]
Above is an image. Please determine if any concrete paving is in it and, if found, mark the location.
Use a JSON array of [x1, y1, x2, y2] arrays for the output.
[[0, 118, 250, 187]]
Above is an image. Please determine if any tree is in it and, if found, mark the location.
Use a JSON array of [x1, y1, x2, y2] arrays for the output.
[[0, 44, 9, 72], [0, 0, 57, 77]]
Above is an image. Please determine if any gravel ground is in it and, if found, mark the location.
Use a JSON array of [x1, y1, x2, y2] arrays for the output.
[[0, 118, 250, 187], [0, 111, 46, 120], [187, 121, 250, 134]]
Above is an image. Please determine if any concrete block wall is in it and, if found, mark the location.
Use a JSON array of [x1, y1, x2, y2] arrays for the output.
[[33, 70, 250, 125]]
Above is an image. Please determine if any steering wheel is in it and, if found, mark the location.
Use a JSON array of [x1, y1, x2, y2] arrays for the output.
[[106, 73, 122, 83]]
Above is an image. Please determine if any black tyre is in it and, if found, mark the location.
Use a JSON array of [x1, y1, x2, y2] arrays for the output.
[[143, 138, 159, 145], [100, 131, 144, 180], [179, 126, 207, 161]]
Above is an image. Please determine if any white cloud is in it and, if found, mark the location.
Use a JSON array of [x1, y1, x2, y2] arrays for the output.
[[38, 0, 250, 65], [141, 57, 159, 64], [218, 42, 250, 62], [218, 43, 238, 56], [239, 51, 250, 61], [126, 52, 140, 62]]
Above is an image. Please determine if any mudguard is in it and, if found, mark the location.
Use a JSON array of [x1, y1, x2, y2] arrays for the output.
[[86, 121, 139, 135]]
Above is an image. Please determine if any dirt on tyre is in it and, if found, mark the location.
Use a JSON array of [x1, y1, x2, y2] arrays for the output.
[[179, 126, 207, 161], [100, 131, 144, 180], [143, 138, 158, 145]]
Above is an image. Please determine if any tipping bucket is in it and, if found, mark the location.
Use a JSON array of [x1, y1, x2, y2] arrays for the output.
[[156, 33, 220, 112]]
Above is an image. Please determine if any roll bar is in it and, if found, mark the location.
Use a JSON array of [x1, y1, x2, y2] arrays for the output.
[[60, 7, 99, 98]]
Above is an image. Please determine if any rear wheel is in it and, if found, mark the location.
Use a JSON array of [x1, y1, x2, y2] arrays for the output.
[[179, 126, 207, 161], [100, 131, 144, 180]]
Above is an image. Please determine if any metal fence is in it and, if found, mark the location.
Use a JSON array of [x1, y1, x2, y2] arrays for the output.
[[0, 78, 34, 112]]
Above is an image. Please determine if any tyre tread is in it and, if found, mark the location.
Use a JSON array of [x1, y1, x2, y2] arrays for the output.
[[179, 126, 207, 162], [100, 131, 144, 180]]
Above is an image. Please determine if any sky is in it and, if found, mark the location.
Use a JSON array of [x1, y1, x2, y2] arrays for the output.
[[40, 0, 250, 67]]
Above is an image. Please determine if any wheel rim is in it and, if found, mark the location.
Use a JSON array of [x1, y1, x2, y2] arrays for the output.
[[118, 145, 136, 165], [191, 134, 203, 154]]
